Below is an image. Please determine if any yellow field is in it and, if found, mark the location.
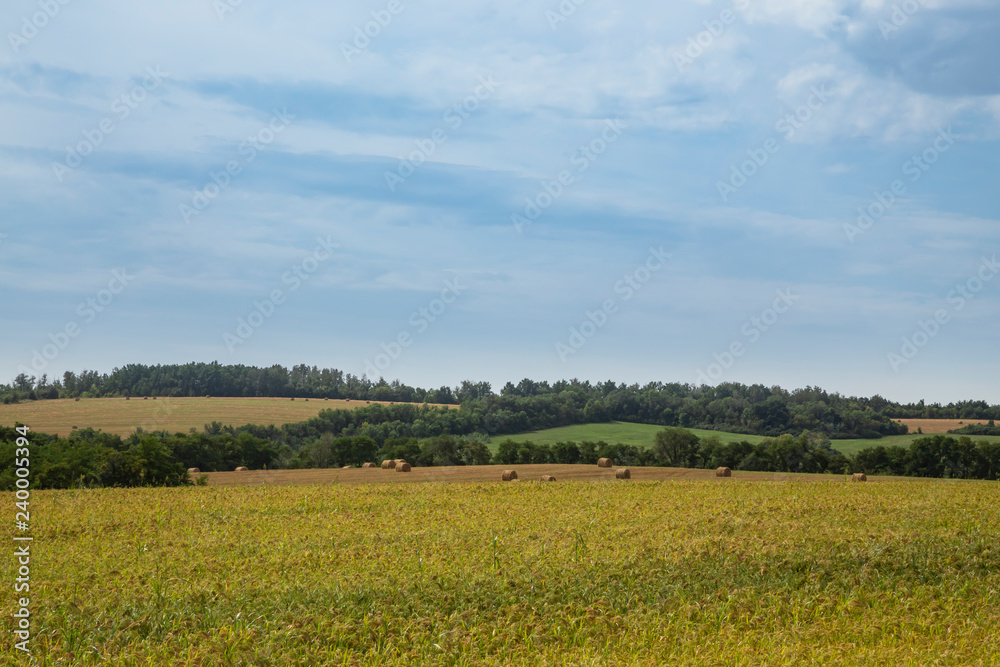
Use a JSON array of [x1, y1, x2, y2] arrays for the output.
[[0, 397, 452, 436], [895, 418, 991, 434], [4, 477, 998, 665]]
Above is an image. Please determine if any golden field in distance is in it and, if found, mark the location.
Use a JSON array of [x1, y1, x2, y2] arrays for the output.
[[894, 418, 991, 434], [0, 397, 454, 437]]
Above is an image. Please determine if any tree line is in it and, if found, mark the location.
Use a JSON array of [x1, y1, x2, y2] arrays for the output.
[[5, 362, 1000, 442]]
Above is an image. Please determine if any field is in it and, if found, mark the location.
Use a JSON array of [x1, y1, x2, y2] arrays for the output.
[[895, 418, 992, 434], [204, 463, 850, 487], [489, 421, 1000, 457], [4, 477, 998, 665], [0, 397, 452, 437], [487, 422, 769, 450]]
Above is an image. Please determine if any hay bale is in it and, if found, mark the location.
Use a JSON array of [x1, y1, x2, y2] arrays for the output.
[[852, 472, 868, 482], [143, 396, 148, 400], [597, 457, 613, 468], [72, 425, 77, 429], [362, 462, 377, 468], [290, 397, 295, 401], [501, 470, 518, 481], [394, 459, 407, 466], [342, 465, 352, 469], [205, 394, 210, 398], [152, 397, 157, 400], [187, 467, 200, 474], [125, 396, 130, 400], [74, 397, 80, 401], [396, 462, 412, 472], [540, 475, 556, 482], [716, 467, 732, 477], [235, 466, 249, 472], [615, 468, 631, 480], [381, 460, 396, 470]]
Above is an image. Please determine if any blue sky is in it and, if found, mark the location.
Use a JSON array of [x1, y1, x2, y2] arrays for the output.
[[1, 0, 997, 403]]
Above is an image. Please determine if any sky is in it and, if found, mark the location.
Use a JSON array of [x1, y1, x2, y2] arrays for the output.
[[1, 0, 997, 404]]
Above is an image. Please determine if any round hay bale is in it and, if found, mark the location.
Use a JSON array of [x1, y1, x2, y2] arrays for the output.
[[362, 462, 377, 468], [381, 460, 396, 470], [187, 467, 200, 474], [74, 397, 80, 401], [72, 425, 77, 429], [615, 468, 631, 480], [125, 396, 130, 400], [152, 396, 157, 400], [852, 472, 868, 482], [396, 462, 412, 472], [394, 459, 407, 466], [205, 394, 210, 398], [501, 470, 518, 481], [716, 467, 732, 477], [342, 465, 352, 469], [540, 475, 556, 482], [597, 457, 613, 468], [143, 396, 148, 400], [235, 466, 249, 472], [290, 397, 295, 401]]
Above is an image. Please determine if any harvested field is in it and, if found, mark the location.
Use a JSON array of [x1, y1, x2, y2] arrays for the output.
[[0, 396, 454, 437], [895, 418, 992, 434], [204, 464, 873, 487]]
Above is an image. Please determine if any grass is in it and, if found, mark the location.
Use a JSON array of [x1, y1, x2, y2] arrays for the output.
[[487, 421, 768, 451], [0, 397, 453, 437], [4, 478, 999, 665], [488, 421, 1000, 457]]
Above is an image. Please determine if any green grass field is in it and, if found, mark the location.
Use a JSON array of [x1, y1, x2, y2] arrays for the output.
[[5, 478, 998, 665], [488, 421, 1000, 456]]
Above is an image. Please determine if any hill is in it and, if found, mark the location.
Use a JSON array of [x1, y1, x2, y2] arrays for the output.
[[0, 396, 453, 437]]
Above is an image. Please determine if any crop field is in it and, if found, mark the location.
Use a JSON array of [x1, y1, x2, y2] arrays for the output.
[[0, 397, 452, 437], [203, 463, 851, 487], [3, 477, 998, 665], [895, 418, 992, 434]]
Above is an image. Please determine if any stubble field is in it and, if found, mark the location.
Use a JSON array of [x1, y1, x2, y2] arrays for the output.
[[2, 476, 998, 665], [0, 397, 452, 437]]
